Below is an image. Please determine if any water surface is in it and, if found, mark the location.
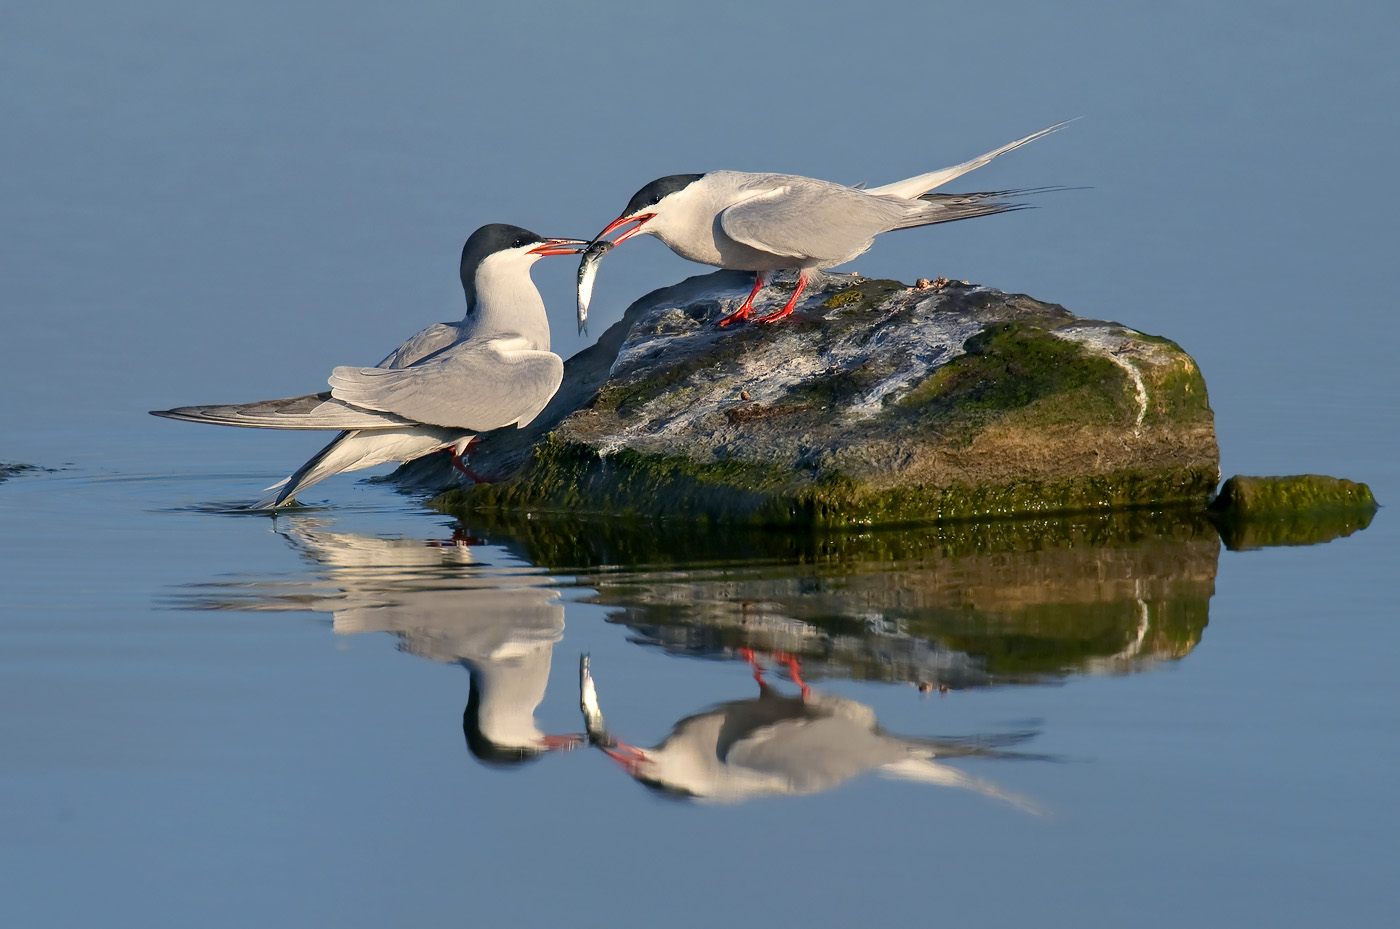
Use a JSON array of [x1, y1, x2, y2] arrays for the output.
[[3, 2, 1398, 926]]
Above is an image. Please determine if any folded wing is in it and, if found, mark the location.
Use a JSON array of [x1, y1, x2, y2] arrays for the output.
[[328, 340, 564, 432], [719, 182, 907, 264]]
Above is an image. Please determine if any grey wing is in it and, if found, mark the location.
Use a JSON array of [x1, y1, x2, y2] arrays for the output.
[[719, 182, 909, 264], [376, 322, 464, 369], [150, 392, 419, 430], [327, 340, 564, 431]]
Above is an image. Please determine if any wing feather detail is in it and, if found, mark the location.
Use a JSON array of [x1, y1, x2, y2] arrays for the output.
[[719, 182, 907, 264], [328, 340, 563, 431], [150, 393, 418, 430]]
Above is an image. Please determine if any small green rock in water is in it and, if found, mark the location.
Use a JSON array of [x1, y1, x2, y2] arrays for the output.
[[1209, 474, 1378, 517], [1208, 474, 1379, 550]]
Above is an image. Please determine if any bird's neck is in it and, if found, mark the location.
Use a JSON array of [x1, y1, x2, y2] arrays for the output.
[[462, 645, 553, 748], [464, 256, 551, 350], [648, 177, 732, 266]]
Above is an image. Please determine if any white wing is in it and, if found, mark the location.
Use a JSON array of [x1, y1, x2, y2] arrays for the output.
[[328, 339, 563, 431], [719, 181, 908, 264]]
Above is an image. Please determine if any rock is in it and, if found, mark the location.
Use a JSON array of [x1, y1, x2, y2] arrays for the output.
[[421, 270, 1220, 527], [1209, 474, 1377, 517], [1208, 474, 1379, 550], [0, 462, 41, 484]]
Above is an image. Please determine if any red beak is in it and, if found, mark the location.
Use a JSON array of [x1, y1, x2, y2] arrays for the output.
[[593, 212, 655, 246], [528, 238, 589, 257], [600, 741, 651, 775]]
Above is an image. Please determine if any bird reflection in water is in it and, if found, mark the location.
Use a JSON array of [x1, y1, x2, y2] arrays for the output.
[[200, 524, 586, 766], [580, 651, 1045, 810], [174, 522, 1053, 796]]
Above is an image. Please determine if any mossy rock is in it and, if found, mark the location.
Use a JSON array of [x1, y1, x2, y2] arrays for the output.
[[1208, 474, 1379, 550], [412, 270, 1221, 527], [1210, 474, 1377, 516]]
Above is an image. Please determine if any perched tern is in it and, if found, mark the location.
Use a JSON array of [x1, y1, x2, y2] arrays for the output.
[[579, 121, 1070, 329], [152, 224, 584, 507]]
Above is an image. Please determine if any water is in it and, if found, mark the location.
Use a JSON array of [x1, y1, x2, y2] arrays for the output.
[[3, 2, 1399, 926]]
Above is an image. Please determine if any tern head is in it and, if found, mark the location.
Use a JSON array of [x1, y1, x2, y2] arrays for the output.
[[459, 223, 585, 314], [593, 174, 706, 245]]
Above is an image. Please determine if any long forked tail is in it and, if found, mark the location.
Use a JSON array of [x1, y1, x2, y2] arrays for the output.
[[254, 430, 358, 509], [867, 119, 1076, 201], [252, 427, 457, 508], [878, 757, 1046, 816], [891, 186, 1076, 231]]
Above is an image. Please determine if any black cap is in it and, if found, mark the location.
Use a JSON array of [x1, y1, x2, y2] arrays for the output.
[[622, 174, 705, 218], [459, 223, 545, 314]]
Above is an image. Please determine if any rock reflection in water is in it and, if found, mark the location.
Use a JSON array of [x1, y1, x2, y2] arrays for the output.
[[482, 510, 1223, 690], [171, 509, 1226, 794], [582, 651, 1044, 809]]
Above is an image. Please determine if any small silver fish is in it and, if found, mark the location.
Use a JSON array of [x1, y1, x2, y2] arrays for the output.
[[575, 239, 614, 335], [579, 653, 611, 745]]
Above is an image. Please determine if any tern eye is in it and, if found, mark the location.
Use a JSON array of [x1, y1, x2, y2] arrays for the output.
[[648, 194, 662, 205], [513, 237, 527, 247]]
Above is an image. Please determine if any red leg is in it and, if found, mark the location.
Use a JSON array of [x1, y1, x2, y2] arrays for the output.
[[754, 272, 809, 324], [449, 438, 492, 483], [717, 272, 767, 327], [738, 647, 768, 687], [430, 528, 483, 548], [773, 650, 811, 701]]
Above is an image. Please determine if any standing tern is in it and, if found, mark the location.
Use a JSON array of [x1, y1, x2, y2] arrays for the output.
[[578, 121, 1070, 329], [152, 224, 584, 508]]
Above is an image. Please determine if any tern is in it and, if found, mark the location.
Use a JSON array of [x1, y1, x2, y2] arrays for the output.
[[579, 121, 1070, 329], [580, 651, 1044, 808], [152, 224, 584, 508]]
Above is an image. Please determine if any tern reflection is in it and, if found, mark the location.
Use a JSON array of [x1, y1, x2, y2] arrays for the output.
[[203, 524, 583, 765], [581, 652, 1044, 809]]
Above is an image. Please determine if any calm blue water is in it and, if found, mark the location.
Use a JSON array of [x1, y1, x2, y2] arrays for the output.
[[3, 2, 1398, 926]]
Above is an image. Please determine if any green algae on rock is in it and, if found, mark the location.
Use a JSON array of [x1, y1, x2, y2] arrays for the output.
[[1208, 474, 1379, 550], [1209, 474, 1377, 517], [422, 270, 1221, 527]]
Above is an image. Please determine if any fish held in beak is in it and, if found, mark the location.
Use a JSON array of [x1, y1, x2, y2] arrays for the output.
[[579, 653, 610, 745], [575, 239, 615, 335]]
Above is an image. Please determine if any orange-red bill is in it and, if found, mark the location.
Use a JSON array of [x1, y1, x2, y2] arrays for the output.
[[528, 237, 589, 256], [593, 212, 654, 246]]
